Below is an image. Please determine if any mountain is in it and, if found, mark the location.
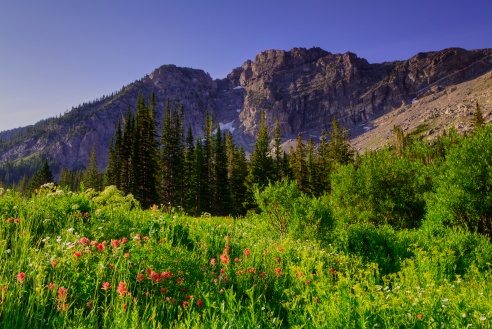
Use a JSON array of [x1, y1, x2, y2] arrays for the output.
[[0, 47, 491, 182]]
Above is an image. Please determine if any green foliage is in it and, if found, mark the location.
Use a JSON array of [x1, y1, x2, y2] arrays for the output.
[[82, 147, 103, 191], [254, 180, 333, 241], [426, 125, 492, 237], [474, 101, 485, 128], [0, 185, 492, 328], [248, 111, 274, 189], [27, 159, 54, 194], [344, 223, 406, 275], [330, 148, 429, 229]]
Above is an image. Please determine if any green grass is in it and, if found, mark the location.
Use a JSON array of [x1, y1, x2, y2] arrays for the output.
[[0, 186, 491, 328]]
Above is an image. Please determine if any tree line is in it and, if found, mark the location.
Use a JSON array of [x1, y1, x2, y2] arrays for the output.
[[5, 93, 355, 216]]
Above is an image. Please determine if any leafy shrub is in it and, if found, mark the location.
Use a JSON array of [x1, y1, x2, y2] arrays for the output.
[[254, 180, 333, 241], [330, 149, 429, 229], [425, 125, 492, 237], [342, 223, 411, 275]]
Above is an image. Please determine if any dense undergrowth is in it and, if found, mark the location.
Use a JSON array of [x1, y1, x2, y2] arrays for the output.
[[1, 125, 492, 328]]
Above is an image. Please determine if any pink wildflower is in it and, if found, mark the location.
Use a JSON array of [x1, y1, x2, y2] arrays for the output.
[[101, 282, 111, 291], [16, 272, 25, 283], [116, 282, 127, 296]]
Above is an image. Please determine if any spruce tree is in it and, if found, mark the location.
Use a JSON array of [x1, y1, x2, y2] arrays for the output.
[[104, 138, 118, 187], [192, 138, 208, 215], [59, 167, 75, 191], [226, 133, 249, 216], [133, 93, 159, 208], [306, 136, 317, 195], [291, 133, 307, 192], [317, 131, 332, 193], [183, 126, 195, 212], [159, 99, 173, 204], [212, 126, 231, 215], [474, 101, 485, 128], [83, 147, 103, 191], [120, 106, 134, 194], [247, 111, 273, 189], [28, 159, 53, 193], [327, 117, 354, 165], [273, 118, 283, 182]]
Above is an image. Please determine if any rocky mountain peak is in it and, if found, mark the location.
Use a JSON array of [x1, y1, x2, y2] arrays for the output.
[[0, 47, 491, 183]]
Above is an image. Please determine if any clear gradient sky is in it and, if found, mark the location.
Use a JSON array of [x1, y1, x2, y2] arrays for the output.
[[1, 0, 491, 132]]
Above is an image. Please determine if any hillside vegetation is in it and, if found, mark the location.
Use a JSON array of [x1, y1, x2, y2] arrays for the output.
[[1, 122, 492, 327]]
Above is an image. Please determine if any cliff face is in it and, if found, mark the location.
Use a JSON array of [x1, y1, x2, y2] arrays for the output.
[[231, 47, 492, 143], [0, 47, 491, 179]]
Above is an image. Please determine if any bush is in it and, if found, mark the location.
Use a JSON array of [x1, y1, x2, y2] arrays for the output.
[[330, 149, 429, 229], [425, 125, 492, 237], [254, 180, 333, 241]]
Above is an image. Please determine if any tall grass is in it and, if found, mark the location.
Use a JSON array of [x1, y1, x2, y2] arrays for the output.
[[0, 186, 491, 328]]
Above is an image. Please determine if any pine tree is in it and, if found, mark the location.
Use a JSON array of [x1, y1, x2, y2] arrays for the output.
[[159, 99, 173, 204], [104, 138, 118, 187], [59, 167, 75, 190], [28, 159, 53, 193], [201, 111, 214, 212], [211, 126, 231, 215], [247, 111, 273, 189], [120, 106, 134, 194], [133, 93, 159, 208], [83, 147, 103, 191], [183, 126, 195, 212], [317, 130, 332, 193], [474, 101, 485, 128], [291, 133, 307, 192], [226, 133, 249, 216], [192, 138, 208, 215], [393, 125, 406, 157], [306, 136, 317, 195], [273, 118, 283, 181], [327, 117, 354, 165], [171, 104, 185, 207], [113, 118, 123, 188]]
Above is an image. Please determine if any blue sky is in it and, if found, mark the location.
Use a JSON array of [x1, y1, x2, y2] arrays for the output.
[[1, 0, 491, 132]]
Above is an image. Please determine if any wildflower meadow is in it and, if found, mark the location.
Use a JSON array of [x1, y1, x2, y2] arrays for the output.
[[0, 182, 491, 328]]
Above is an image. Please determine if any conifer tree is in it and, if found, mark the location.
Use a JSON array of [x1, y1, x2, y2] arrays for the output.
[[474, 101, 485, 128], [192, 138, 208, 215], [28, 159, 53, 193], [201, 111, 214, 211], [59, 167, 75, 190], [120, 106, 134, 194], [171, 104, 185, 207], [393, 125, 406, 157], [327, 117, 354, 165], [183, 126, 195, 212], [159, 99, 173, 204], [83, 147, 103, 191], [226, 133, 249, 216], [247, 111, 273, 189], [273, 118, 283, 181], [133, 93, 159, 208], [211, 126, 231, 215], [306, 136, 317, 195], [291, 133, 307, 192], [317, 130, 332, 192], [104, 138, 118, 187]]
